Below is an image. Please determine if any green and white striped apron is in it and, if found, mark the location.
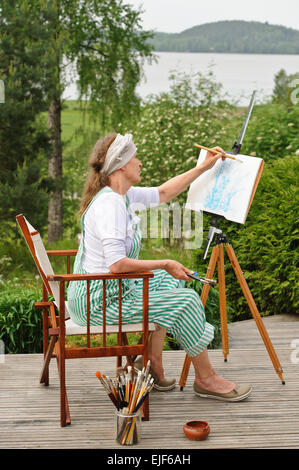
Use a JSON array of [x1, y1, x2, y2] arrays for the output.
[[67, 187, 214, 357]]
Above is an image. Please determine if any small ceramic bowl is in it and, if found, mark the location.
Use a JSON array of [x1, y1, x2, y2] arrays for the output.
[[183, 420, 210, 441]]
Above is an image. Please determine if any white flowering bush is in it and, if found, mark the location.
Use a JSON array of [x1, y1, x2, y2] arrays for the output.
[[240, 102, 299, 159], [119, 70, 240, 205]]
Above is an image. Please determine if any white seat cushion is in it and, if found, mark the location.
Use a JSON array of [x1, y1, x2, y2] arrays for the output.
[[65, 318, 156, 336]]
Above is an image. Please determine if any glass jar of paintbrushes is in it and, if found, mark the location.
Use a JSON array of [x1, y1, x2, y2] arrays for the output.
[[96, 360, 154, 446], [115, 409, 141, 445]]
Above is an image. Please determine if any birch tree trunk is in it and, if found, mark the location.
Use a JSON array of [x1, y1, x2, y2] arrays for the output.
[[47, 96, 63, 243]]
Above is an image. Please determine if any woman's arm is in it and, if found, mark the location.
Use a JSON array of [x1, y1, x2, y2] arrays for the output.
[[109, 257, 194, 281], [158, 146, 225, 203]]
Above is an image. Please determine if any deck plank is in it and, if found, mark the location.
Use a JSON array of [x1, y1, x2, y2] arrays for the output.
[[0, 315, 298, 449]]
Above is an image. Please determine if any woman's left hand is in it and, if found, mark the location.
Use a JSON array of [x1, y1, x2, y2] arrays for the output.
[[200, 146, 226, 171], [163, 259, 195, 282]]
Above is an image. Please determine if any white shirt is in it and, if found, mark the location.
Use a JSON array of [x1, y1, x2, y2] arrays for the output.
[[81, 186, 160, 273]]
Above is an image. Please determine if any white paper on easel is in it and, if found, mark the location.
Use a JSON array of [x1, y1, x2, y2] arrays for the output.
[[186, 150, 264, 224]]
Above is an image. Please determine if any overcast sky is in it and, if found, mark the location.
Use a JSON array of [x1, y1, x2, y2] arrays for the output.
[[127, 0, 299, 33]]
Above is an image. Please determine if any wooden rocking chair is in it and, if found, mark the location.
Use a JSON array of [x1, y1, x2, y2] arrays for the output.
[[16, 214, 155, 426]]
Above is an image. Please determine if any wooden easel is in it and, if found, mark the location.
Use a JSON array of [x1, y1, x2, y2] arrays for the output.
[[179, 230, 285, 390]]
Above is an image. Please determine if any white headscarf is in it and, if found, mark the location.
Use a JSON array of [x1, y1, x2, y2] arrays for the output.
[[101, 133, 137, 176]]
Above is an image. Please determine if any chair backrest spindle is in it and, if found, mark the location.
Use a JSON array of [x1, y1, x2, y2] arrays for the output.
[[143, 278, 149, 343], [86, 280, 90, 348], [59, 281, 66, 338], [118, 279, 122, 346], [102, 280, 106, 347], [67, 256, 71, 287]]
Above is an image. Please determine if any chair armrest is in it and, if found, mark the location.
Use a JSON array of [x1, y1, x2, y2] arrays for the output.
[[47, 272, 154, 282], [47, 250, 78, 257], [35, 301, 58, 328], [35, 301, 54, 308]]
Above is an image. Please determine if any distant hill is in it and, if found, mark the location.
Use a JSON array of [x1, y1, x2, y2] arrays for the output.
[[150, 21, 299, 54]]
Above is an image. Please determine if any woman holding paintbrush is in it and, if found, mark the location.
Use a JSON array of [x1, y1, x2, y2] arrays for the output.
[[68, 133, 252, 402]]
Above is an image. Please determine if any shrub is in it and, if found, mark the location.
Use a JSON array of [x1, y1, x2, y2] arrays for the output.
[[196, 155, 299, 320], [0, 286, 43, 353], [241, 103, 299, 162], [119, 70, 241, 207]]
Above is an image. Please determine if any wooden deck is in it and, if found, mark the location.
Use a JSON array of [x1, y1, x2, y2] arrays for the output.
[[0, 315, 298, 449]]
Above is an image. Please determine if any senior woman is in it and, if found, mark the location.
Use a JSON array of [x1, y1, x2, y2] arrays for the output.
[[67, 133, 252, 402]]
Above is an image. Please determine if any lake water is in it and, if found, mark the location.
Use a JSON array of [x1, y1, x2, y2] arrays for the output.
[[63, 52, 299, 105]]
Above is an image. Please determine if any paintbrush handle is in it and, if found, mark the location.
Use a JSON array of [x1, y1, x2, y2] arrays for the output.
[[109, 392, 120, 410], [144, 360, 151, 379], [194, 143, 239, 161], [96, 372, 120, 409], [133, 391, 148, 414]]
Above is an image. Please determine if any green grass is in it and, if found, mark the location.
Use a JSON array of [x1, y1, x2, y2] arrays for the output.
[[61, 100, 86, 144], [65, 332, 173, 351], [40, 100, 94, 153], [61, 100, 99, 150]]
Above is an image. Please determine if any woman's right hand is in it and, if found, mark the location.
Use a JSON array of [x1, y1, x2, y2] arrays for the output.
[[163, 259, 194, 281]]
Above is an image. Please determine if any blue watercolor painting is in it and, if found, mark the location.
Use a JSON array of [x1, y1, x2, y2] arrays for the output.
[[204, 160, 239, 213], [186, 151, 264, 224]]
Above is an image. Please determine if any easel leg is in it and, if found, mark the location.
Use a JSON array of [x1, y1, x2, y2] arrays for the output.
[[218, 244, 229, 361], [200, 245, 219, 307], [225, 244, 285, 384], [179, 246, 219, 390], [179, 355, 192, 391]]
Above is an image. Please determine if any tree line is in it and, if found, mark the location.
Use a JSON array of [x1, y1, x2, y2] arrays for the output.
[[150, 20, 299, 54]]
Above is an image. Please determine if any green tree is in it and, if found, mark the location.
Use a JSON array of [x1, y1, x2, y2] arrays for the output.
[[1, 0, 154, 243], [0, 0, 52, 236], [44, 0, 154, 242]]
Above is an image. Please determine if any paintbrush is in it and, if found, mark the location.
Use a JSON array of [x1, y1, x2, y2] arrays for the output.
[[96, 372, 110, 394], [116, 376, 127, 409], [133, 378, 154, 414], [95, 371, 120, 409], [131, 367, 147, 414], [103, 374, 113, 395], [129, 370, 142, 414], [127, 365, 132, 397], [117, 370, 126, 398], [105, 374, 119, 400], [144, 360, 151, 380], [133, 380, 148, 412], [194, 144, 243, 163], [109, 377, 118, 399], [123, 378, 155, 445]]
